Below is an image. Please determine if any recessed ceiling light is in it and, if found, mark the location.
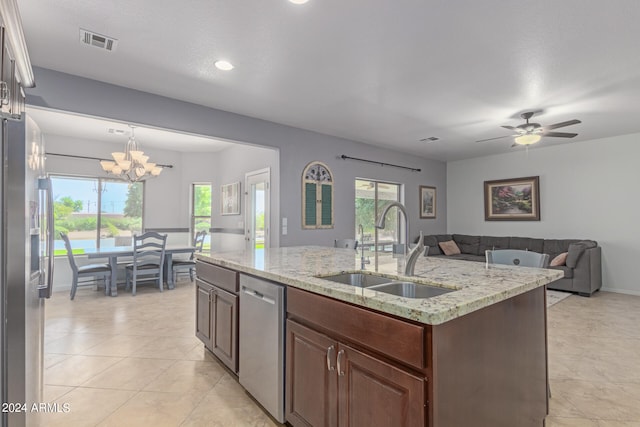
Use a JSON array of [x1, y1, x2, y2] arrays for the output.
[[214, 60, 234, 71], [289, 0, 309, 4]]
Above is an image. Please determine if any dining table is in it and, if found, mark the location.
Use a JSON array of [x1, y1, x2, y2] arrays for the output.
[[85, 245, 196, 296]]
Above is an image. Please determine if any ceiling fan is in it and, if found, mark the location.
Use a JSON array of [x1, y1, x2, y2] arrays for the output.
[[476, 112, 581, 146]]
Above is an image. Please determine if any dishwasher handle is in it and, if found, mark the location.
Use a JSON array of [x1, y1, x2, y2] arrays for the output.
[[242, 286, 276, 305]]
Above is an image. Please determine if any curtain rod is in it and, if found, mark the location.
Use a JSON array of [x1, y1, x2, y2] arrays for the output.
[[45, 152, 174, 168], [340, 155, 421, 172]]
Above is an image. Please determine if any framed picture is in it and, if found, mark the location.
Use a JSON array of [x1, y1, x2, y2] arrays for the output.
[[484, 176, 540, 221], [419, 186, 436, 219], [221, 182, 240, 215]]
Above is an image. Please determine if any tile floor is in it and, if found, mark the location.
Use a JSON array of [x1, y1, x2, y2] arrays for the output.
[[39, 282, 640, 426], [39, 281, 277, 427]]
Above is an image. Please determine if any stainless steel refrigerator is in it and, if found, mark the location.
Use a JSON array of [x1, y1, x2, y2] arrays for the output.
[[1, 114, 52, 426]]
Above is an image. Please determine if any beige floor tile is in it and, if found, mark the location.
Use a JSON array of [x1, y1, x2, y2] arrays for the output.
[[81, 334, 158, 357], [546, 417, 599, 427], [181, 375, 274, 427], [42, 385, 74, 402], [45, 333, 110, 354], [81, 357, 175, 390], [44, 353, 72, 369], [97, 390, 203, 427], [45, 355, 123, 386], [129, 336, 202, 360], [143, 359, 225, 395], [42, 280, 640, 426], [37, 387, 137, 427]]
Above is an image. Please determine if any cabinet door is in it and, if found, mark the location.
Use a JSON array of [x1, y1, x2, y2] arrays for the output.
[[211, 286, 238, 372], [195, 279, 213, 349], [338, 344, 425, 427], [286, 320, 338, 427]]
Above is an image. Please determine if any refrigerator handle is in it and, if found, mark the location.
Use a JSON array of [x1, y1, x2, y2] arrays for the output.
[[38, 177, 54, 298]]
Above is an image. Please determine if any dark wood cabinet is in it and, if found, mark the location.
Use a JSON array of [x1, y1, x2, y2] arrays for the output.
[[286, 319, 425, 427], [195, 279, 213, 347], [338, 343, 425, 427], [286, 320, 338, 427], [287, 286, 548, 427], [195, 261, 239, 373], [211, 286, 238, 371]]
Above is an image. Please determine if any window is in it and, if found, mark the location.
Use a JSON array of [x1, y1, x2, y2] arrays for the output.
[[51, 175, 143, 255], [355, 179, 402, 268], [192, 183, 212, 243], [302, 161, 334, 229]]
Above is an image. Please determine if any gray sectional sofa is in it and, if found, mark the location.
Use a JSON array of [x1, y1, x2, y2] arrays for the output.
[[420, 234, 602, 296]]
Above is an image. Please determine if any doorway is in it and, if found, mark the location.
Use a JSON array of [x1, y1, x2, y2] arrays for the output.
[[245, 168, 270, 251], [355, 179, 402, 269]]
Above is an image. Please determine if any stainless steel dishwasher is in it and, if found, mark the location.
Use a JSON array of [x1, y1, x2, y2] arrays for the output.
[[239, 274, 285, 423]]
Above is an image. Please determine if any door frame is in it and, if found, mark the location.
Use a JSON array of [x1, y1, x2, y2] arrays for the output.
[[245, 168, 271, 250]]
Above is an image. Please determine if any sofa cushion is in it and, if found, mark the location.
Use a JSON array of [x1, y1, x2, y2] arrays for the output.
[[439, 240, 461, 256], [549, 265, 574, 279], [543, 239, 580, 260], [452, 234, 481, 255], [509, 237, 544, 253], [422, 234, 453, 256], [566, 240, 597, 268], [479, 236, 510, 254], [550, 252, 568, 267]]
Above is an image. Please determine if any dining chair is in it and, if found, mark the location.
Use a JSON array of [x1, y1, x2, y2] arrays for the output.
[[172, 230, 207, 283], [125, 231, 167, 296], [334, 239, 358, 250], [61, 233, 112, 300], [486, 249, 550, 268]]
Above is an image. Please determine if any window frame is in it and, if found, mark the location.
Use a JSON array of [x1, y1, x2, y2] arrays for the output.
[[50, 173, 145, 253], [191, 182, 212, 236]]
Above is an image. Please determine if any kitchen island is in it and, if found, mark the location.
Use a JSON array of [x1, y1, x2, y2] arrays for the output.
[[196, 246, 563, 427]]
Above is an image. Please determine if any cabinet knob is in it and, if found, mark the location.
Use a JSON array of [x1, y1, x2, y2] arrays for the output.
[[337, 349, 345, 377], [326, 345, 336, 371]]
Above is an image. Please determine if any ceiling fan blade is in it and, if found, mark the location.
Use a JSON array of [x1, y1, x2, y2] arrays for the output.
[[543, 131, 578, 138], [476, 135, 512, 143], [501, 125, 517, 131], [544, 119, 581, 130]]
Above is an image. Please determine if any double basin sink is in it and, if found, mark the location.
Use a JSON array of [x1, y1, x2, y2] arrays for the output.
[[316, 272, 454, 299]]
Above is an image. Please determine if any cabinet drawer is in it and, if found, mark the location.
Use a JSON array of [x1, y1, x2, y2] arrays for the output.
[[196, 261, 239, 293], [287, 287, 426, 370]]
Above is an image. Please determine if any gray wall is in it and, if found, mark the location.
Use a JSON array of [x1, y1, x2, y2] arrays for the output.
[[447, 132, 640, 296], [27, 67, 447, 247]]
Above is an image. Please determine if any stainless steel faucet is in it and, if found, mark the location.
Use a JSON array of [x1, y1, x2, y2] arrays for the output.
[[358, 224, 370, 269], [404, 231, 424, 276], [375, 201, 409, 256]]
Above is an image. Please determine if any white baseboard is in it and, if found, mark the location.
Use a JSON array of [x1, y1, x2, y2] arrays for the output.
[[601, 286, 640, 296]]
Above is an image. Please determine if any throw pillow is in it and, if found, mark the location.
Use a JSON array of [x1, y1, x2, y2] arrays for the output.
[[550, 252, 568, 267], [439, 240, 461, 256]]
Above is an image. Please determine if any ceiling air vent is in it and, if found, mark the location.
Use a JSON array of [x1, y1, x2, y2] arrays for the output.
[[420, 137, 440, 143], [79, 29, 118, 52]]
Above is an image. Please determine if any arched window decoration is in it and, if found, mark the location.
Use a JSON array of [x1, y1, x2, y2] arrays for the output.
[[302, 161, 334, 229]]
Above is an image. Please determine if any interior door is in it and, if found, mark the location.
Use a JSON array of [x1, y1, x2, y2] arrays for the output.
[[245, 168, 270, 251]]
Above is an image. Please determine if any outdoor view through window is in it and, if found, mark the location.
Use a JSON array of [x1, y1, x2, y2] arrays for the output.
[[51, 176, 143, 254]]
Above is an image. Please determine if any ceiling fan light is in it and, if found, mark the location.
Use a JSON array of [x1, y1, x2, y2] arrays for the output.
[[514, 134, 541, 145]]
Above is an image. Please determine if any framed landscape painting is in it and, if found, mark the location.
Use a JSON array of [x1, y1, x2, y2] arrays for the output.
[[419, 186, 436, 219], [221, 182, 240, 215], [484, 176, 540, 221]]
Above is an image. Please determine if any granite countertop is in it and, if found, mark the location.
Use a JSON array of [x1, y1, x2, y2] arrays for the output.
[[197, 246, 563, 325]]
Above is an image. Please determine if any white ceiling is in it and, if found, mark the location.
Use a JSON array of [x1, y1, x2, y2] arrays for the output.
[[17, 0, 640, 162], [26, 107, 236, 152]]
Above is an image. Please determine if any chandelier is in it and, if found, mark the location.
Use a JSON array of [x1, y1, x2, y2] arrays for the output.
[[99, 125, 163, 182]]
